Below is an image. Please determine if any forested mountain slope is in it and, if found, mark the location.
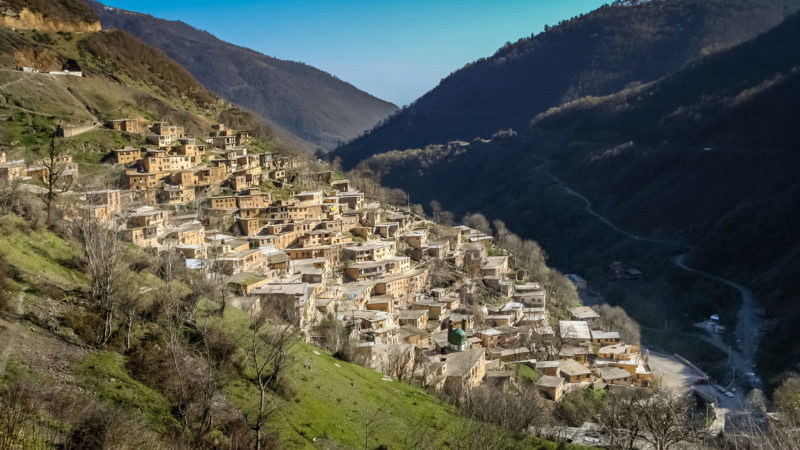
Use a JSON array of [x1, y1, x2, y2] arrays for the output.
[[334, 0, 800, 167]]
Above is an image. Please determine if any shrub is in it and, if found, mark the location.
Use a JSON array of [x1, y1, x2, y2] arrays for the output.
[[61, 308, 103, 344]]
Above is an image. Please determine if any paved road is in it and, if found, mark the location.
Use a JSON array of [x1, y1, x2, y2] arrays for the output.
[[533, 160, 761, 399], [0, 291, 24, 376], [673, 254, 761, 380]]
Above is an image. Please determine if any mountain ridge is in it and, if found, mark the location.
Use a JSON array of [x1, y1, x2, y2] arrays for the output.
[[333, 0, 800, 168], [83, 0, 398, 152]]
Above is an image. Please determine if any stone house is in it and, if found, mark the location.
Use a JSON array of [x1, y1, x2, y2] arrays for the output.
[[253, 282, 316, 328], [112, 147, 143, 165], [109, 119, 139, 133], [443, 348, 486, 393], [126, 225, 159, 248], [165, 222, 205, 246], [398, 309, 428, 329], [538, 375, 565, 401], [208, 196, 238, 210], [373, 268, 428, 300], [343, 241, 396, 262], [151, 122, 184, 140], [143, 155, 193, 173], [559, 358, 592, 383], [216, 248, 264, 275], [481, 256, 509, 277], [591, 330, 621, 346], [159, 185, 195, 205], [411, 301, 445, 320], [559, 320, 591, 345], [598, 367, 633, 385]]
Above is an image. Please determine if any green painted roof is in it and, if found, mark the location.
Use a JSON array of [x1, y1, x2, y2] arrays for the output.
[[448, 327, 467, 345]]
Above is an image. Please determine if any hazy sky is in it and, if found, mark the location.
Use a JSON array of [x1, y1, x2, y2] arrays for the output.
[[101, 0, 608, 106]]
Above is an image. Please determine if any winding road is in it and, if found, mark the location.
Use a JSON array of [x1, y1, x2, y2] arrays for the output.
[[534, 160, 761, 386]]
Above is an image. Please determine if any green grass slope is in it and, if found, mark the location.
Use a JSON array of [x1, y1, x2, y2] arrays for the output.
[[0, 25, 284, 164]]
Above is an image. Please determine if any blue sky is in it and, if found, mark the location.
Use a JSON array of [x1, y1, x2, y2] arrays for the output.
[[101, 0, 608, 106]]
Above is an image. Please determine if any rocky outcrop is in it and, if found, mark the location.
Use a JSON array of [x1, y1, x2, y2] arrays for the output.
[[13, 48, 66, 72], [0, 8, 101, 32]]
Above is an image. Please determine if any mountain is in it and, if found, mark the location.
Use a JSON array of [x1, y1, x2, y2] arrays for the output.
[[82, 0, 398, 152], [333, 0, 800, 168], [350, 10, 800, 388]]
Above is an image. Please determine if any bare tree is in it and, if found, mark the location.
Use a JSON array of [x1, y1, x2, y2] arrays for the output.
[[596, 303, 641, 345], [598, 388, 645, 450], [119, 288, 142, 353], [399, 413, 436, 450], [637, 389, 697, 450], [447, 415, 513, 450], [437, 210, 454, 227], [77, 214, 127, 345], [209, 255, 230, 315], [164, 288, 192, 432], [385, 344, 416, 382], [42, 138, 74, 223], [244, 310, 296, 450], [194, 317, 235, 446], [360, 402, 388, 450], [543, 269, 580, 318], [156, 242, 194, 432], [463, 213, 491, 235], [430, 200, 442, 224]]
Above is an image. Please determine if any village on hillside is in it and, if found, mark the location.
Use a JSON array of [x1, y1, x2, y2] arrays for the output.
[[2, 116, 743, 446]]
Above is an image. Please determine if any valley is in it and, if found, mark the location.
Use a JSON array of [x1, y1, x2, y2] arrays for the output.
[[1, 0, 799, 448], [535, 158, 763, 395]]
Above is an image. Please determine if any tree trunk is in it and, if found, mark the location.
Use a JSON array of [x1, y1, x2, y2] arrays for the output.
[[256, 386, 265, 450], [125, 314, 133, 352], [100, 308, 113, 345]]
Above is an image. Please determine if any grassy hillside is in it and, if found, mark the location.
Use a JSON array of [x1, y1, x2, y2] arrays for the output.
[[333, 0, 800, 167], [85, 0, 398, 151], [0, 24, 286, 164]]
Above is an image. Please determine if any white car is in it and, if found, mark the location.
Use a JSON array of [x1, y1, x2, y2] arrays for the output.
[[725, 391, 735, 398]]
